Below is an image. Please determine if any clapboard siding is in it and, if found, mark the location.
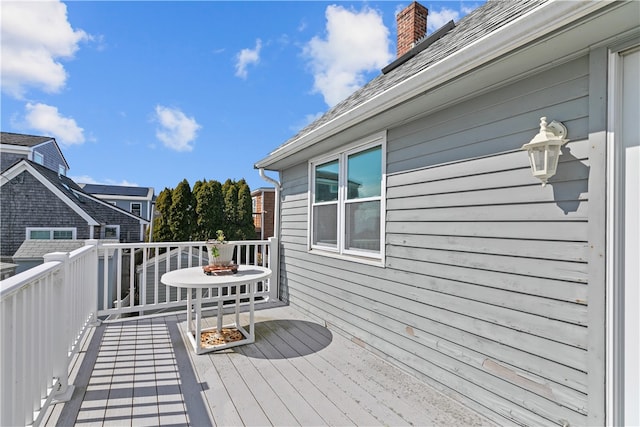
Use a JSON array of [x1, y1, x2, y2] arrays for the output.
[[277, 55, 591, 425], [281, 269, 586, 426], [386, 234, 588, 263], [282, 252, 587, 366]]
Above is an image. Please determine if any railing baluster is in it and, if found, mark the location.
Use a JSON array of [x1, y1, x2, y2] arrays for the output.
[[129, 248, 135, 310], [103, 246, 109, 311], [116, 248, 122, 309]]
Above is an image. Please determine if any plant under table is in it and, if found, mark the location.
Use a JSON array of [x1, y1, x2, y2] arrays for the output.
[[161, 265, 272, 354]]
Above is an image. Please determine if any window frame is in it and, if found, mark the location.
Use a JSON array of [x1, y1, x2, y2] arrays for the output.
[[33, 152, 44, 165], [130, 202, 142, 217], [26, 227, 76, 240], [308, 131, 386, 265], [103, 225, 120, 240]]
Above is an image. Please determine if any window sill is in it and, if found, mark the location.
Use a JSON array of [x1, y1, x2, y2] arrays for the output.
[[308, 248, 385, 268]]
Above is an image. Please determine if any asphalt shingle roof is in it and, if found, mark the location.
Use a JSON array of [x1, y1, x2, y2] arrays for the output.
[[0, 132, 53, 147], [273, 0, 546, 153], [28, 161, 146, 223], [81, 183, 151, 198]]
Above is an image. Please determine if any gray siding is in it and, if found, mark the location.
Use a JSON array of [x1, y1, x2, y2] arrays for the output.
[[1, 171, 143, 257], [0, 171, 91, 256], [34, 141, 67, 174], [278, 56, 592, 425], [1, 152, 27, 172]]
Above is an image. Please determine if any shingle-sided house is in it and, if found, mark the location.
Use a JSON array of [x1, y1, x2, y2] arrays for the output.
[[0, 131, 70, 176], [0, 159, 149, 260], [79, 183, 155, 221], [255, 1, 639, 426]]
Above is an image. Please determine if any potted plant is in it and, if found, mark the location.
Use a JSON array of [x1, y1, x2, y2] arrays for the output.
[[206, 230, 235, 266]]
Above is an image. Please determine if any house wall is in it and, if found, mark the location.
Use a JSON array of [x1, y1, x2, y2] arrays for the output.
[[278, 55, 596, 425], [35, 141, 67, 174], [106, 199, 149, 220], [1, 152, 26, 172], [0, 171, 92, 257], [262, 191, 275, 238], [252, 191, 276, 239]]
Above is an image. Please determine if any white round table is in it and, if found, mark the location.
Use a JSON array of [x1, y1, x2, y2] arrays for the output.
[[161, 265, 271, 354]]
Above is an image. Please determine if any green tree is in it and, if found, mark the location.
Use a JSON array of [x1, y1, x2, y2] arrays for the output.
[[236, 180, 256, 240], [169, 179, 194, 241], [222, 179, 239, 239], [152, 187, 173, 242], [193, 179, 224, 240]]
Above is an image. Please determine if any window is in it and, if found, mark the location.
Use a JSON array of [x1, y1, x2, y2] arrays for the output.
[[58, 165, 66, 176], [310, 132, 385, 261], [130, 203, 142, 217], [27, 228, 76, 240], [104, 225, 120, 239], [33, 152, 44, 165]]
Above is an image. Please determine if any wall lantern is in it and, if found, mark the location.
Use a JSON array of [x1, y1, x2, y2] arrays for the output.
[[521, 116, 569, 186]]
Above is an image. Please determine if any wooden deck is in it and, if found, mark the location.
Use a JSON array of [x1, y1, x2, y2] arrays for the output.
[[45, 302, 494, 426]]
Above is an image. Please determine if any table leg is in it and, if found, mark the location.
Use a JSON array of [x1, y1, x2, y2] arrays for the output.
[[187, 287, 193, 336], [234, 284, 240, 327], [249, 282, 255, 343], [216, 289, 223, 334], [195, 287, 202, 354]]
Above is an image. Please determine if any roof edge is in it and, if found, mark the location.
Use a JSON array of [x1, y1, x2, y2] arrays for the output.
[[255, 0, 612, 170]]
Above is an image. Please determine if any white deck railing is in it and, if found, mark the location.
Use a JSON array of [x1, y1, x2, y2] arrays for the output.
[[97, 238, 276, 319], [0, 237, 277, 426], [0, 243, 98, 427]]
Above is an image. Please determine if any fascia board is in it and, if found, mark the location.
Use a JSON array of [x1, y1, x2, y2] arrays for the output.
[[2, 162, 100, 226], [91, 194, 150, 202], [0, 144, 31, 155], [255, 0, 613, 170]]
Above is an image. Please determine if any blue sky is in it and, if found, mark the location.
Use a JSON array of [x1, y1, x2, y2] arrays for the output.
[[1, 0, 483, 193]]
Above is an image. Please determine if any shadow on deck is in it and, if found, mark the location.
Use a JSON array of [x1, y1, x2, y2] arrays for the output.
[[45, 302, 493, 426]]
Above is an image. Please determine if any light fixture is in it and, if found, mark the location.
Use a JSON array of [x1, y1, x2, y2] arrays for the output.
[[521, 116, 569, 186]]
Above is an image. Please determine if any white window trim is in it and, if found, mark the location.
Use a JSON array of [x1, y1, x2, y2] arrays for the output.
[[33, 151, 44, 165], [308, 131, 386, 266], [103, 225, 120, 240], [26, 227, 77, 240]]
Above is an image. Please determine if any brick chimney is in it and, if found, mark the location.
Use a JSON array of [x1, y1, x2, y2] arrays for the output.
[[396, 2, 428, 58]]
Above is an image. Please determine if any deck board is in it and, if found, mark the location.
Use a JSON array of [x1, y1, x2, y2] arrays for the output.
[[45, 302, 495, 426]]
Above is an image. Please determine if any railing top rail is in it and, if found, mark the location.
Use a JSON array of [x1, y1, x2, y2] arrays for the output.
[[0, 260, 61, 299], [69, 243, 96, 259], [99, 239, 270, 248]]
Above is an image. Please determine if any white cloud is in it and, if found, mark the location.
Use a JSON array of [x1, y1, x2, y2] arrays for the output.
[[426, 7, 461, 33], [0, 0, 89, 98], [235, 39, 262, 79], [303, 5, 392, 107], [20, 102, 85, 146], [154, 105, 201, 152]]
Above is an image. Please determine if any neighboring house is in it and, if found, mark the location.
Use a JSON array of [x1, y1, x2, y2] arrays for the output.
[[12, 239, 88, 275], [255, 1, 639, 426], [79, 183, 155, 221], [0, 159, 149, 261], [251, 187, 275, 239], [0, 131, 70, 176]]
